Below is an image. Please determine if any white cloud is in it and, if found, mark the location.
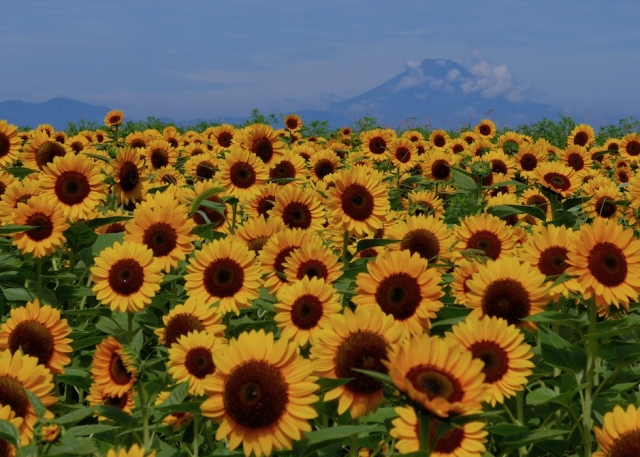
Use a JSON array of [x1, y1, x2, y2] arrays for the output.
[[459, 51, 529, 100], [394, 59, 453, 92]]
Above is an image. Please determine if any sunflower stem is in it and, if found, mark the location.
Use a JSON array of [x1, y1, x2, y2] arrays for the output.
[[516, 390, 526, 457], [417, 411, 431, 456], [138, 381, 150, 449], [36, 256, 43, 301], [230, 200, 238, 234], [582, 297, 598, 457], [193, 413, 200, 457]]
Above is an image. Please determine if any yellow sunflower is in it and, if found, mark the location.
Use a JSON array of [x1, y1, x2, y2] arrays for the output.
[[228, 216, 284, 255], [594, 404, 640, 457], [124, 192, 196, 272], [561, 145, 592, 173], [326, 165, 390, 237], [353, 250, 443, 336], [583, 186, 623, 221], [0, 404, 22, 455], [520, 188, 551, 223], [268, 150, 307, 186], [282, 243, 343, 284], [390, 405, 488, 456], [91, 336, 137, 397], [423, 149, 458, 182], [308, 149, 340, 182], [405, 190, 445, 219], [0, 120, 20, 168], [566, 218, 640, 309], [384, 334, 488, 418], [112, 147, 146, 205], [386, 214, 454, 266], [477, 150, 516, 178], [0, 171, 15, 200], [534, 161, 580, 198], [0, 349, 57, 444], [184, 238, 263, 315], [125, 132, 149, 150], [87, 382, 135, 421], [38, 152, 108, 222], [184, 152, 218, 181], [155, 298, 226, 347], [244, 182, 280, 220], [474, 119, 497, 139], [429, 129, 450, 149], [310, 306, 405, 418], [145, 139, 177, 171], [515, 143, 547, 180], [106, 445, 155, 457], [268, 186, 326, 232], [445, 316, 534, 406], [450, 259, 482, 306], [10, 196, 68, 258], [620, 133, 640, 162], [274, 276, 342, 347], [452, 213, 518, 261], [0, 179, 40, 224], [0, 299, 72, 375], [201, 329, 319, 457], [567, 123, 596, 148], [389, 138, 419, 173], [181, 179, 233, 232], [217, 147, 269, 202], [210, 124, 235, 152], [154, 391, 192, 430], [238, 124, 285, 165], [359, 128, 396, 162], [91, 241, 163, 313], [167, 330, 225, 396], [465, 256, 550, 329], [20, 130, 72, 171], [104, 110, 124, 127], [284, 114, 303, 132]]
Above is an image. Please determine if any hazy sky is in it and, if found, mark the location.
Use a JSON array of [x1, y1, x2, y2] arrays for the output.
[[2, 0, 639, 122]]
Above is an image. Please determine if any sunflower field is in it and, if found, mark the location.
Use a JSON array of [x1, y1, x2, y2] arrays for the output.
[[0, 111, 639, 457]]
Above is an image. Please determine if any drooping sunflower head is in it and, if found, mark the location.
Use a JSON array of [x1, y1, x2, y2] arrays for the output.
[[90, 336, 138, 398]]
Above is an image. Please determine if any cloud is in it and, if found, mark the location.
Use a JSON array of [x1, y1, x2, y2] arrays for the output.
[[394, 59, 454, 92], [460, 51, 530, 100]]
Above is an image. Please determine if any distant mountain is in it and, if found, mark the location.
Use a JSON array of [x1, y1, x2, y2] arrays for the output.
[[0, 97, 110, 130]]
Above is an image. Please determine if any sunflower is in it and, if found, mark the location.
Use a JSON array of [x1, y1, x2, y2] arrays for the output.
[[497, 131, 524, 153], [123, 132, 147, 150], [0, 350, 57, 444], [269, 186, 326, 232], [282, 243, 343, 284], [167, 330, 225, 396], [184, 152, 218, 181], [181, 179, 233, 231], [583, 186, 623, 221], [201, 329, 319, 457], [0, 179, 40, 223], [450, 259, 482, 306], [306, 149, 339, 182], [386, 214, 454, 266], [405, 190, 445, 219], [184, 142, 208, 157], [0, 120, 20, 168], [0, 171, 14, 199], [384, 334, 488, 418], [475, 119, 497, 139], [389, 138, 419, 173], [110, 147, 146, 205], [106, 445, 155, 457], [210, 124, 235, 151], [477, 150, 516, 178], [615, 166, 634, 185], [445, 316, 533, 406], [0, 299, 72, 375], [594, 404, 640, 457], [485, 193, 520, 227], [534, 161, 581, 198], [184, 238, 263, 315], [429, 129, 450, 149], [467, 138, 494, 158], [91, 336, 137, 397], [273, 277, 339, 347], [218, 147, 269, 202], [515, 144, 547, 180], [10, 196, 68, 258], [390, 405, 488, 456], [0, 404, 22, 455], [104, 110, 124, 127], [565, 218, 640, 309], [154, 391, 194, 431], [326, 165, 390, 237], [310, 306, 405, 418], [94, 209, 130, 235], [238, 124, 285, 165], [359, 128, 396, 162], [155, 298, 226, 347], [268, 150, 307, 186], [87, 382, 135, 420], [401, 130, 423, 143], [465, 256, 550, 329], [38, 152, 108, 222], [228, 216, 284, 255], [353, 250, 443, 336], [284, 114, 303, 132], [452, 213, 518, 262], [244, 182, 280, 219], [567, 123, 596, 148], [124, 193, 196, 272], [560, 145, 592, 173], [21, 130, 72, 171], [91, 241, 163, 313], [163, 129, 180, 149], [259, 228, 322, 295], [520, 188, 551, 223], [619, 133, 640, 162]]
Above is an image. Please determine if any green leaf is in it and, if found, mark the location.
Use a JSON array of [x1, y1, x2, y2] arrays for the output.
[[526, 387, 556, 406], [486, 423, 530, 436], [0, 419, 21, 448], [191, 223, 227, 241], [541, 343, 586, 374], [57, 406, 99, 426], [2, 287, 35, 302], [487, 180, 528, 189], [503, 429, 569, 448], [156, 382, 189, 408], [83, 153, 111, 163], [486, 204, 547, 222], [56, 285, 95, 302], [452, 169, 476, 192], [67, 424, 119, 436], [155, 401, 204, 415], [0, 224, 35, 234], [294, 424, 378, 457], [317, 377, 353, 395], [65, 224, 98, 253], [5, 167, 37, 178], [523, 311, 583, 330], [189, 187, 226, 216], [96, 406, 132, 426], [354, 238, 400, 255], [26, 389, 47, 419], [91, 232, 125, 256], [86, 216, 132, 229], [55, 374, 92, 391], [351, 368, 392, 385], [45, 433, 97, 456]]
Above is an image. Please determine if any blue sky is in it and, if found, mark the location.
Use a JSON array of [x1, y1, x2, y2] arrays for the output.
[[2, 0, 639, 122]]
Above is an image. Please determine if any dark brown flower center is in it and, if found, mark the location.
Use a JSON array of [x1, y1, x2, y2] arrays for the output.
[[290, 294, 324, 330], [609, 429, 640, 457], [401, 229, 440, 262], [142, 222, 178, 257], [587, 242, 628, 287], [9, 320, 54, 366], [466, 230, 502, 260], [520, 154, 538, 171], [0, 375, 29, 418], [217, 133, 233, 148], [229, 162, 257, 189], [118, 161, 140, 192], [395, 147, 411, 163], [164, 314, 205, 347], [543, 172, 571, 191], [431, 160, 451, 180], [269, 161, 296, 182], [626, 140, 640, 156], [482, 278, 531, 326], [469, 341, 509, 383], [0, 132, 10, 158], [109, 115, 122, 125], [105, 223, 126, 234], [573, 131, 589, 146], [433, 135, 446, 148], [104, 393, 129, 410], [341, 184, 374, 221], [256, 195, 275, 218], [203, 258, 245, 298], [130, 139, 146, 149], [25, 212, 54, 241], [286, 118, 299, 130], [490, 159, 507, 175], [295, 259, 328, 281], [430, 421, 465, 454], [375, 273, 422, 320], [334, 330, 388, 394], [594, 197, 617, 218], [405, 365, 463, 402], [281, 202, 312, 229], [566, 153, 585, 171], [251, 138, 274, 163], [479, 125, 491, 136], [54, 171, 91, 205], [368, 137, 386, 154], [314, 160, 335, 179], [108, 258, 145, 296], [223, 360, 288, 428], [247, 236, 270, 254], [150, 148, 169, 169], [185, 347, 216, 379], [36, 141, 67, 169], [195, 161, 216, 180], [274, 247, 297, 282], [109, 353, 133, 385], [538, 246, 569, 276]]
